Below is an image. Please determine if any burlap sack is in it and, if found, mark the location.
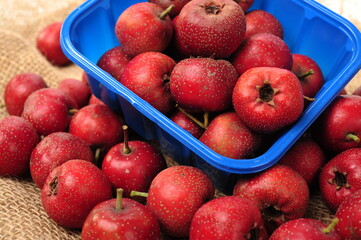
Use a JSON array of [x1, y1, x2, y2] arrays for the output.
[[0, 0, 359, 239]]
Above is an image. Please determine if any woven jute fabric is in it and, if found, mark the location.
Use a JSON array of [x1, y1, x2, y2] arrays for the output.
[[0, 0, 360, 239]]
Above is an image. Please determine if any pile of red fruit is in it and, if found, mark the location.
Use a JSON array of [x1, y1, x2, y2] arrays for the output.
[[1, 0, 361, 239]]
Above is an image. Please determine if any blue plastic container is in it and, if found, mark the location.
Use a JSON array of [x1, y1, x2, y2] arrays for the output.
[[61, 0, 361, 193]]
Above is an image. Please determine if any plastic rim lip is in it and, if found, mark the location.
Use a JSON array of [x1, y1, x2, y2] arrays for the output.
[[60, 0, 361, 175]]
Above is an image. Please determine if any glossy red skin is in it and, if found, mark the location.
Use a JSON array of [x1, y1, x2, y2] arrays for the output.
[[41, 160, 113, 229], [291, 53, 324, 98], [88, 94, 105, 106], [148, 0, 192, 18], [169, 110, 204, 139], [4, 73, 48, 116], [96, 46, 131, 82], [174, 0, 246, 58], [69, 104, 124, 151], [231, 33, 293, 76], [21, 88, 78, 136], [36, 22, 71, 66], [232, 67, 304, 134], [234, 0, 255, 12], [278, 137, 326, 185], [81, 197, 161, 240], [233, 165, 310, 233], [190, 195, 268, 240], [0, 116, 39, 176], [269, 218, 341, 240], [30, 132, 94, 189], [120, 52, 176, 114], [57, 78, 91, 108], [102, 141, 167, 198], [115, 2, 173, 57], [335, 189, 361, 239], [199, 111, 261, 159], [170, 57, 239, 113], [319, 148, 361, 212], [146, 165, 215, 238], [245, 10, 284, 39], [313, 95, 361, 153]]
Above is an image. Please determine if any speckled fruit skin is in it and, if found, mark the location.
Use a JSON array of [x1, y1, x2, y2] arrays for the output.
[[148, 0, 192, 18], [335, 189, 361, 239], [269, 218, 341, 240], [4, 73, 48, 116], [231, 33, 293, 76], [69, 104, 124, 151], [234, 0, 255, 12], [313, 95, 361, 154], [173, 0, 246, 59], [36, 22, 71, 66], [115, 2, 173, 57], [96, 46, 131, 82], [245, 9, 284, 39], [0, 116, 39, 176], [278, 137, 326, 186], [170, 57, 239, 113], [57, 78, 91, 108], [120, 52, 176, 114], [81, 197, 161, 240], [199, 111, 261, 159], [291, 53, 325, 99], [21, 88, 78, 136], [146, 165, 215, 238], [30, 132, 94, 189], [169, 110, 205, 139], [319, 148, 361, 212], [41, 160, 113, 229], [101, 141, 167, 198], [232, 67, 304, 134], [233, 165, 310, 233], [190, 195, 269, 240]]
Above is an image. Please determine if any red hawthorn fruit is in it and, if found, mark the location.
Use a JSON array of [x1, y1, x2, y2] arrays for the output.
[[4, 73, 48, 116], [335, 189, 361, 239], [319, 148, 361, 212], [233, 164, 310, 233], [269, 218, 341, 240], [41, 160, 113, 229], [231, 32, 293, 76], [173, 0, 246, 58], [278, 136, 326, 186], [232, 67, 304, 134], [0, 116, 40, 176], [245, 9, 284, 39]]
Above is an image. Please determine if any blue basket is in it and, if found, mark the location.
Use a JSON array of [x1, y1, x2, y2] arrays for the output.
[[61, 0, 361, 193]]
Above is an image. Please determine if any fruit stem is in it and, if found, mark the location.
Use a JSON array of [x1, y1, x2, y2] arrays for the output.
[[176, 104, 207, 129], [68, 108, 78, 116], [130, 190, 149, 198], [203, 112, 209, 129], [322, 218, 339, 234], [303, 95, 315, 102], [346, 133, 360, 143], [298, 69, 314, 79], [122, 125, 131, 154], [94, 148, 101, 166], [116, 188, 123, 211], [159, 4, 174, 20]]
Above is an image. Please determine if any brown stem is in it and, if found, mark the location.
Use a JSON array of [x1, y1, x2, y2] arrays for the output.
[[68, 108, 78, 116], [303, 95, 315, 102], [176, 104, 207, 129], [122, 125, 131, 154]]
